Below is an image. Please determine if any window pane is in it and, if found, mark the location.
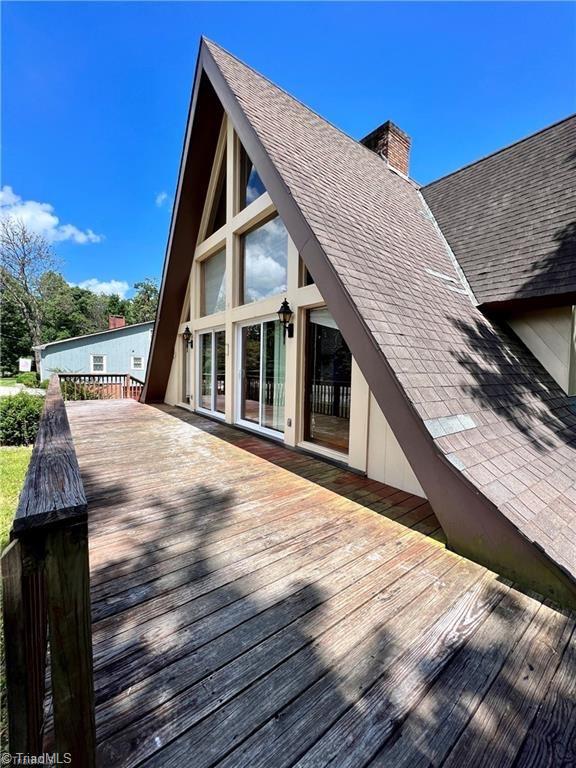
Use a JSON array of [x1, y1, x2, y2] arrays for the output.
[[241, 324, 261, 424], [262, 320, 285, 433], [202, 250, 226, 316], [200, 334, 213, 410], [215, 330, 226, 414], [240, 145, 266, 209], [206, 157, 227, 237], [305, 309, 352, 453], [242, 217, 288, 304]]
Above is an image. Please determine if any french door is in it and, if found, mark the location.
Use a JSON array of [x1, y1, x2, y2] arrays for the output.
[[197, 329, 226, 417], [237, 318, 286, 436]]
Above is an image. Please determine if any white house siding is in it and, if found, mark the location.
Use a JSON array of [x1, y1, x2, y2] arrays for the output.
[[506, 306, 575, 394]]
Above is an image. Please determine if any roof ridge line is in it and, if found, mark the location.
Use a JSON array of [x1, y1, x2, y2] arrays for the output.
[[423, 112, 576, 189], [202, 38, 418, 185]]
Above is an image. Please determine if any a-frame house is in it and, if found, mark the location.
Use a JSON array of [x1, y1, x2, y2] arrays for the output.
[[143, 38, 576, 606]]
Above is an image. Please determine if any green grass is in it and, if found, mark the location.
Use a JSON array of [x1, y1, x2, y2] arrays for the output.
[[0, 447, 32, 550], [0, 379, 18, 388], [0, 445, 32, 748]]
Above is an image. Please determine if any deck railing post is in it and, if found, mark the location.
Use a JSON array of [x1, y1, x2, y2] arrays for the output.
[[1, 538, 48, 754], [45, 519, 96, 765]]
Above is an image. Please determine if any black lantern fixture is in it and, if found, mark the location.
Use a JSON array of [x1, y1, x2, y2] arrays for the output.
[[277, 298, 294, 341], [183, 326, 193, 348]]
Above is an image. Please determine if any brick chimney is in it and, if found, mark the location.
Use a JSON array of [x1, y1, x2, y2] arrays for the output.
[[108, 315, 126, 330], [360, 120, 411, 176]]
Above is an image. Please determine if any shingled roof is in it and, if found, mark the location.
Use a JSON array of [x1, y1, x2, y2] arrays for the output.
[[422, 115, 576, 308], [145, 39, 576, 605]]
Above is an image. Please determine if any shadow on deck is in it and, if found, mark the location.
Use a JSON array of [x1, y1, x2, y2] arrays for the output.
[[65, 399, 576, 768]]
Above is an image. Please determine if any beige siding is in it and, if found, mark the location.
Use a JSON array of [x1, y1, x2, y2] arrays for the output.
[[507, 306, 575, 394], [367, 394, 426, 497]]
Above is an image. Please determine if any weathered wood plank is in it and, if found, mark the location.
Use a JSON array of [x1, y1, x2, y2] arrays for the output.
[[44, 521, 95, 767], [14, 375, 87, 534], [511, 623, 576, 767], [441, 601, 575, 768], [367, 587, 543, 768], [94, 527, 427, 740], [1, 539, 47, 754]]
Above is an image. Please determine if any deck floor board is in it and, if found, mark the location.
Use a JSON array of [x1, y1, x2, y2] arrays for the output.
[[61, 400, 576, 768]]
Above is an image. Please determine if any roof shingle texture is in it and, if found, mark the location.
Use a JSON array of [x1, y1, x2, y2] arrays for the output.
[[422, 116, 576, 305], [206, 41, 576, 582]]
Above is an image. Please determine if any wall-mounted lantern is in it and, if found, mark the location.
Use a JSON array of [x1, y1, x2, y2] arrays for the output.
[[183, 326, 193, 348], [277, 299, 294, 342]]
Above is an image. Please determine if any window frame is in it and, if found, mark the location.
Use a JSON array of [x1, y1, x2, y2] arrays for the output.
[[200, 247, 227, 317], [90, 354, 107, 374], [131, 355, 144, 371]]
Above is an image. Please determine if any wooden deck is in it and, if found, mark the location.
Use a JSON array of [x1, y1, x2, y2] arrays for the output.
[[65, 399, 576, 768]]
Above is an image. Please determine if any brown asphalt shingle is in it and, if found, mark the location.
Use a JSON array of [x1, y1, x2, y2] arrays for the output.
[[422, 115, 576, 306], [204, 40, 576, 585]]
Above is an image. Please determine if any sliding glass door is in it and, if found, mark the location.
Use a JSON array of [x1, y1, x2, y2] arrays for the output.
[[304, 308, 352, 453], [197, 329, 226, 417], [238, 319, 285, 435]]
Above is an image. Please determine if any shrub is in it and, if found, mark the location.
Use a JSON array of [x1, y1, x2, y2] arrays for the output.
[[16, 372, 39, 388], [59, 380, 99, 401], [39, 379, 50, 390], [0, 392, 44, 446]]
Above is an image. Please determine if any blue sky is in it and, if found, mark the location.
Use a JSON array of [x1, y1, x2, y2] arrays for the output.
[[2, 2, 575, 296]]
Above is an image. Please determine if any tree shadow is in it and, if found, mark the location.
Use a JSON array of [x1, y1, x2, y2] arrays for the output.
[[41, 400, 576, 767], [448, 314, 575, 453]]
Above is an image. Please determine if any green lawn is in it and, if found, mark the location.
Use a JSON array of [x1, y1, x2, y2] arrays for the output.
[[0, 379, 18, 388], [0, 446, 32, 550], [0, 445, 32, 748]]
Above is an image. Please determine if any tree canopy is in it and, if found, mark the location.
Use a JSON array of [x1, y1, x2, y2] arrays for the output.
[[0, 218, 159, 374]]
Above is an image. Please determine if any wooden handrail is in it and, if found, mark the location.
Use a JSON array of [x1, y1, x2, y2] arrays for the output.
[[13, 375, 87, 534], [57, 373, 145, 401], [1, 374, 95, 764]]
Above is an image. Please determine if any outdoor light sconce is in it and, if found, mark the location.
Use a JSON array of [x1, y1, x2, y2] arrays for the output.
[[183, 326, 193, 348], [277, 299, 294, 341]]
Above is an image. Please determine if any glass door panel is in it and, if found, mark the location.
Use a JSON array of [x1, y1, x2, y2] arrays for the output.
[[200, 333, 213, 410], [215, 330, 226, 414], [241, 324, 261, 425], [239, 319, 285, 434], [304, 309, 352, 453], [197, 329, 225, 416], [262, 321, 285, 432]]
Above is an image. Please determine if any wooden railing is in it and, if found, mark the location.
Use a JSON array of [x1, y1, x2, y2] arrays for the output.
[[58, 373, 144, 401], [1, 374, 95, 764]]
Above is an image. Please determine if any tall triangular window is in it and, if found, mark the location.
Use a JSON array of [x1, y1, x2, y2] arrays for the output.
[[205, 153, 227, 237], [239, 142, 266, 209]]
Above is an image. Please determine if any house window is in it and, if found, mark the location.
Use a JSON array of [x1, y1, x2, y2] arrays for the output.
[[131, 356, 144, 371], [241, 216, 288, 304], [299, 256, 315, 287], [201, 249, 226, 316], [90, 354, 106, 373], [239, 144, 266, 210]]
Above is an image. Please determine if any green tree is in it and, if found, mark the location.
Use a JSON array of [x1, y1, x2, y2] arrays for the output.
[[0, 281, 32, 374], [0, 218, 57, 371], [129, 278, 159, 324]]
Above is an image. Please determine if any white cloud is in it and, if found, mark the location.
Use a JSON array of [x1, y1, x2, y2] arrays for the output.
[[155, 191, 169, 208], [71, 278, 130, 298], [0, 185, 103, 244]]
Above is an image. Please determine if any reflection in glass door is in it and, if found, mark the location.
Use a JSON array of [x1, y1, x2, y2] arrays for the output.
[[239, 319, 285, 435], [197, 329, 226, 417], [304, 309, 352, 453]]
